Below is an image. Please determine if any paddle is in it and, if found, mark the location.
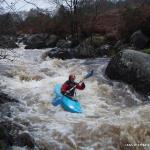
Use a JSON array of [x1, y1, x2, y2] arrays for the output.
[[65, 70, 94, 95], [52, 70, 94, 106]]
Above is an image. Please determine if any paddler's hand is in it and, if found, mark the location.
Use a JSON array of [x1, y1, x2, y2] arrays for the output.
[[78, 81, 84, 86], [65, 90, 70, 94]]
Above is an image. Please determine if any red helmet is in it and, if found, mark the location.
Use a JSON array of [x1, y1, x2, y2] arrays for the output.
[[69, 74, 76, 81]]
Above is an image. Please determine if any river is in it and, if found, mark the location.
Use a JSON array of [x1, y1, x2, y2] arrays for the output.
[[0, 46, 150, 150]]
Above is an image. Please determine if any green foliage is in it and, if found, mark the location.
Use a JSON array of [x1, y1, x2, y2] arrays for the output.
[[85, 35, 106, 48], [143, 48, 150, 54]]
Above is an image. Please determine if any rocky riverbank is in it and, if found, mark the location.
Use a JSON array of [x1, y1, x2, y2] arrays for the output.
[[0, 92, 35, 149], [1, 29, 150, 60]]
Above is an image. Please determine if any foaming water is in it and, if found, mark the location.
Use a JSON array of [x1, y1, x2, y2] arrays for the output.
[[0, 47, 150, 150]]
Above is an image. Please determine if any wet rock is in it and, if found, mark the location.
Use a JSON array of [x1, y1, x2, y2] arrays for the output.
[[17, 132, 35, 149], [0, 93, 35, 149], [74, 42, 96, 58], [0, 120, 35, 149], [0, 125, 11, 150], [45, 34, 59, 48], [56, 39, 72, 48], [25, 34, 48, 49], [130, 30, 149, 49], [47, 48, 73, 59], [0, 103, 12, 117], [0, 120, 24, 146], [0, 35, 18, 48], [18, 34, 29, 44], [0, 92, 19, 105], [96, 44, 112, 56], [85, 35, 106, 48], [105, 50, 150, 95]]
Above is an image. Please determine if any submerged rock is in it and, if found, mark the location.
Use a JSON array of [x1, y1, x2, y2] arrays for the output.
[[17, 132, 35, 148], [105, 50, 150, 95], [46, 48, 73, 59], [0, 120, 35, 149], [0, 92, 35, 149], [0, 92, 19, 105], [0, 124, 10, 150]]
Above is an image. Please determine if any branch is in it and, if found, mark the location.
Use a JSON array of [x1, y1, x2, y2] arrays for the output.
[[23, 0, 53, 14], [23, 0, 41, 10]]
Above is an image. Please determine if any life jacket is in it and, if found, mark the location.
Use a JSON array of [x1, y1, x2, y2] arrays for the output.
[[61, 80, 85, 97], [64, 80, 76, 97]]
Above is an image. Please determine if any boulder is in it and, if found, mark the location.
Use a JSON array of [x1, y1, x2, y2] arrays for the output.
[[56, 39, 72, 48], [0, 120, 35, 149], [105, 50, 150, 95], [17, 132, 35, 148], [0, 36, 18, 48], [74, 42, 96, 58], [0, 125, 10, 150], [45, 34, 59, 47], [96, 44, 112, 56], [85, 35, 106, 48], [130, 30, 149, 49], [47, 48, 73, 59], [25, 34, 48, 49]]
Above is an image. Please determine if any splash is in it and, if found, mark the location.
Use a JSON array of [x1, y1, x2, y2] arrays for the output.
[[0, 47, 150, 149]]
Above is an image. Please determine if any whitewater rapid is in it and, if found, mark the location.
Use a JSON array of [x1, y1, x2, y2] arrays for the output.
[[0, 46, 150, 150]]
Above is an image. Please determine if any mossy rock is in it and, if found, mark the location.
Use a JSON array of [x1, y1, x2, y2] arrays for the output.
[[109, 48, 122, 57], [143, 48, 150, 54], [85, 35, 106, 48]]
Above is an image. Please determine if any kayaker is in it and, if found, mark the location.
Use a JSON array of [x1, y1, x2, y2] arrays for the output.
[[61, 74, 85, 99]]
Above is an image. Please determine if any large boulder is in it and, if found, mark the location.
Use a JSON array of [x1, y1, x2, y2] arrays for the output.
[[25, 34, 48, 49], [130, 30, 149, 49], [105, 50, 150, 95]]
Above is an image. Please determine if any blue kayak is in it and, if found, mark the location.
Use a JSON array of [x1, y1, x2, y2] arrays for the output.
[[52, 84, 82, 113]]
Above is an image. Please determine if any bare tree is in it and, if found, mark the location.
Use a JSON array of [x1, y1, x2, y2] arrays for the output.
[[53, 0, 80, 41]]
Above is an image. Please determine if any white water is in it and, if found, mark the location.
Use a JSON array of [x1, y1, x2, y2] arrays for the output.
[[0, 46, 150, 150]]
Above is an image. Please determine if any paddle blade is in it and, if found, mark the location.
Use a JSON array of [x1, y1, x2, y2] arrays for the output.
[[84, 70, 94, 79], [52, 96, 62, 106]]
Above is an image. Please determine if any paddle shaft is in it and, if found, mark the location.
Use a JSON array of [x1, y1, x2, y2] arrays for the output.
[[64, 80, 84, 96], [64, 70, 94, 95]]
